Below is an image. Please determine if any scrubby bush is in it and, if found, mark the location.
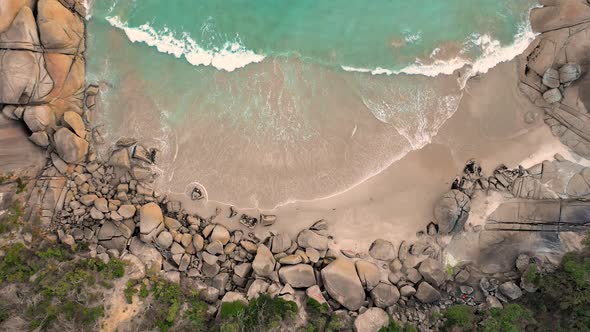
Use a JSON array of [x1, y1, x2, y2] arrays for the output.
[[219, 294, 297, 331], [379, 319, 417, 332], [0, 242, 126, 330], [443, 305, 476, 331], [480, 304, 533, 332]]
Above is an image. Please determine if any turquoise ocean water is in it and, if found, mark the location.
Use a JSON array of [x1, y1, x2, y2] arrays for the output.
[[87, 0, 537, 208]]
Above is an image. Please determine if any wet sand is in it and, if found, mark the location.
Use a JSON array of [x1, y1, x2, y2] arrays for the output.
[[175, 59, 569, 252]]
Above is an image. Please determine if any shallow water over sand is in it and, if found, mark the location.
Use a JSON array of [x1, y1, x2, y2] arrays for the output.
[[87, 1, 535, 208]]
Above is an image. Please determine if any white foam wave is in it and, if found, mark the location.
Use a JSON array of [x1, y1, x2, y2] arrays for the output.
[[106, 16, 266, 72], [341, 22, 537, 87]]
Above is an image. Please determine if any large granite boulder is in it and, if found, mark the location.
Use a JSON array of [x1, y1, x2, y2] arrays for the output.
[[355, 260, 381, 290], [542, 68, 560, 88], [252, 244, 275, 277], [559, 63, 582, 84], [368, 239, 396, 261], [297, 229, 328, 250], [23, 105, 55, 132], [354, 308, 390, 332], [0, 6, 41, 51], [139, 202, 164, 241], [418, 258, 446, 287], [62, 111, 85, 138], [321, 258, 365, 311], [0, 50, 53, 104], [129, 237, 163, 272], [37, 0, 85, 53], [278, 264, 316, 288], [415, 282, 441, 303], [498, 281, 523, 300], [370, 282, 400, 308], [54, 127, 88, 163], [210, 225, 230, 245], [434, 189, 470, 234]]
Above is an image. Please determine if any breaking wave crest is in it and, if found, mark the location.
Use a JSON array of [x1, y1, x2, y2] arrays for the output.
[[106, 16, 266, 72]]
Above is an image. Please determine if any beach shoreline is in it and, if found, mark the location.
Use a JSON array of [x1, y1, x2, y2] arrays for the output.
[[2, 1, 590, 331]]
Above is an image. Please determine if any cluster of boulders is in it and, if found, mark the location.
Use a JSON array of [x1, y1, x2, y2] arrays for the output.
[[541, 64, 582, 104], [0, 0, 89, 163], [54, 149, 453, 330], [519, 1, 590, 158]]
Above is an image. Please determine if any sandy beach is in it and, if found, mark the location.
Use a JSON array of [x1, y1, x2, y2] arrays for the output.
[[172, 58, 569, 252]]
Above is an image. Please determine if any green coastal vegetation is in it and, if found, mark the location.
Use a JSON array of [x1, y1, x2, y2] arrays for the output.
[[442, 230, 590, 332]]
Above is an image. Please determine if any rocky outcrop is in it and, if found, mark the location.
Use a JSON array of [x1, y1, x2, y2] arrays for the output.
[[519, 2, 590, 158], [0, 50, 54, 104], [433, 189, 470, 234], [530, 0, 590, 32], [1, 0, 88, 168], [37, 0, 85, 54]]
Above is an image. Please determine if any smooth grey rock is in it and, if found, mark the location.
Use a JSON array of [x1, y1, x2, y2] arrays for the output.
[[354, 308, 389, 332], [368, 239, 396, 261], [306, 285, 327, 305], [252, 244, 275, 277], [543, 88, 562, 104], [210, 225, 230, 245], [321, 258, 365, 311], [29, 131, 49, 147], [355, 260, 381, 290], [498, 281, 523, 300], [370, 282, 399, 308], [434, 190, 470, 234], [486, 295, 503, 309], [118, 205, 136, 219], [156, 231, 173, 249], [54, 127, 88, 164], [109, 149, 131, 169], [415, 282, 441, 303], [247, 279, 269, 300], [278, 264, 316, 288], [234, 263, 252, 279], [418, 258, 446, 287], [542, 67, 560, 88], [399, 285, 416, 297], [559, 63, 581, 83], [23, 105, 54, 132], [405, 267, 422, 284], [297, 229, 328, 250], [139, 202, 163, 238], [129, 237, 162, 271], [271, 233, 292, 253]]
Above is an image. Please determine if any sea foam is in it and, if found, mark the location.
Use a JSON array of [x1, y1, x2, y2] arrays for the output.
[[341, 22, 536, 88], [106, 16, 266, 72]]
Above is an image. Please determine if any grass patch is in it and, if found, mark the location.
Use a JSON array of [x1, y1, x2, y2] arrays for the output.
[[219, 294, 297, 332], [0, 242, 126, 330], [379, 319, 418, 332], [443, 305, 476, 331], [15, 177, 26, 194], [0, 199, 23, 234], [480, 304, 533, 332]]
